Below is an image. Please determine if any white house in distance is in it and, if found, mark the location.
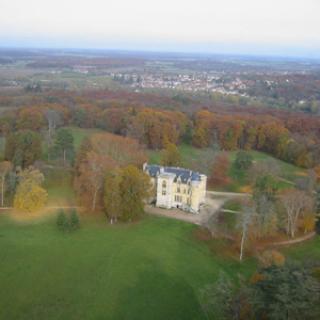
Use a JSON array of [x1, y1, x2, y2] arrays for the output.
[[143, 163, 207, 213]]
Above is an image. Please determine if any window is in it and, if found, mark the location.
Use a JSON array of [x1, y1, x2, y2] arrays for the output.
[[162, 190, 166, 196], [162, 180, 167, 188]]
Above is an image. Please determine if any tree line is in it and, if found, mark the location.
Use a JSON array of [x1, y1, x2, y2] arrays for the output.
[[0, 94, 319, 169]]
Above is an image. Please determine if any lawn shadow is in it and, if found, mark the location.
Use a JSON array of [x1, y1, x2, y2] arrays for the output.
[[112, 262, 203, 320]]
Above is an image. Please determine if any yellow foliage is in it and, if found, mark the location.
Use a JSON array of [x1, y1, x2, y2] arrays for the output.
[[302, 213, 316, 233], [314, 165, 320, 181], [14, 184, 48, 213], [250, 272, 265, 284], [259, 250, 285, 268], [240, 185, 253, 193]]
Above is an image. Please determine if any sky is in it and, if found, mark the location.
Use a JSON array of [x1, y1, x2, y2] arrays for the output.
[[0, 0, 319, 57]]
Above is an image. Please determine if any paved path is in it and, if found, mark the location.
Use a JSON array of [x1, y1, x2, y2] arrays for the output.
[[206, 191, 250, 198], [271, 232, 316, 246], [0, 206, 81, 213]]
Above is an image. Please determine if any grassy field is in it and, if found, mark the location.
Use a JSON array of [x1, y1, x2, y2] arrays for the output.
[[283, 236, 320, 262], [66, 126, 105, 150], [0, 214, 255, 320], [148, 145, 306, 192], [43, 168, 76, 205]]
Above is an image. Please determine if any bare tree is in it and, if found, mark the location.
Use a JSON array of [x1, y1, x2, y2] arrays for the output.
[[250, 159, 281, 183], [0, 161, 12, 207], [45, 109, 62, 142], [280, 190, 313, 238], [237, 204, 256, 261]]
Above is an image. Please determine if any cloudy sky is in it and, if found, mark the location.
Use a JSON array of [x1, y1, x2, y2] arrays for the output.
[[0, 0, 319, 56]]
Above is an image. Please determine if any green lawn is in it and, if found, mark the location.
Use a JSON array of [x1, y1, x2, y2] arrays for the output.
[[148, 145, 306, 192], [43, 167, 76, 205], [0, 136, 5, 160], [66, 126, 105, 150], [282, 235, 320, 262], [0, 214, 255, 320], [148, 144, 217, 175]]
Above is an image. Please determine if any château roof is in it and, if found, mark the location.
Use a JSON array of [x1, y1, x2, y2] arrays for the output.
[[145, 164, 203, 183]]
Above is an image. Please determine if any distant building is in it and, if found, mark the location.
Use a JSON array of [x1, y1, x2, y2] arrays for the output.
[[143, 163, 207, 213]]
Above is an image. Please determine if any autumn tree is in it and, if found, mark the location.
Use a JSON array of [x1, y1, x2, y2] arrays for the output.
[[16, 107, 46, 131], [209, 153, 230, 187], [160, 142, 182, 167], [74, 133, 146, 211], [0, 161, 12, 207], [0, 112, 15, 136], [104, 168, 122, 223], [118, 165, 151, 222], [280, 189, 313, 238], [76, 151, 114, 212], [13, 167, 48, 212], [192, 126, 208, 148], [5, 130, 42, 168], [74, 137, 93, 174]]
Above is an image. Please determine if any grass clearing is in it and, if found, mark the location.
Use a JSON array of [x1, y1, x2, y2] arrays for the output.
[[43, 167, 76, 205], [148, 145, 306, 192], [0, 214, 256, 320], [281, 235, 320, 262], [66, 126, 105, 150]]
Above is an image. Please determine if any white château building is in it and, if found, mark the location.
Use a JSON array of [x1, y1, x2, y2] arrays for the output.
[[143, 163, 207, 213]]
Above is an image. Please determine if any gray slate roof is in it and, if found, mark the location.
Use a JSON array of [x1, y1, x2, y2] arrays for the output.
[[145, 164, 202, 183]]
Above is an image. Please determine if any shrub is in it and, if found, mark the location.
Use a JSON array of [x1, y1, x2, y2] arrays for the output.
[[315, 217, 320, 235], [56, 210, 68, 232], [56, 209, 80, 232], [234, 151, 253, 170], [69, 209, 80, 231], [259, 250, 285, 268]]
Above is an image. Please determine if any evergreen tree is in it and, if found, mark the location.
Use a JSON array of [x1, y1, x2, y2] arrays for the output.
[[315, 217, 320, 235], [234, 150, 253, 170], [69, 209, 80, 231], [316, 187, 320, 214], [53, 128, 74, 166], [200, 273, 234, 320], [250, 262, 320, 320], [56, 210, 68, 232]]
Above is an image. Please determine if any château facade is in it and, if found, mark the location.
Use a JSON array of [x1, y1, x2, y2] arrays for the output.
[[143, 163, 207, 213]]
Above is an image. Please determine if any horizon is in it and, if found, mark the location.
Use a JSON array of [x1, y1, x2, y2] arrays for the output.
[[1, 0, 319, 59], [1, 43, 320, 61]]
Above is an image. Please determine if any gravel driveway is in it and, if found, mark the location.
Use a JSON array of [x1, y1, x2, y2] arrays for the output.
[[146, 194, 227, 226]]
